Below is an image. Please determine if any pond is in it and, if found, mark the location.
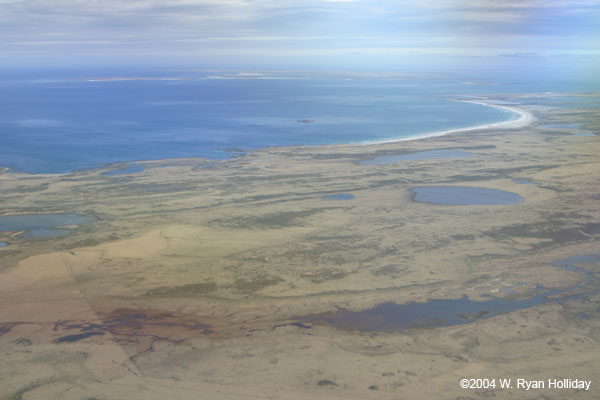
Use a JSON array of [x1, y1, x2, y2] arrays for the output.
[[411, 186, 523, 205], [322, 194, 355, 200]]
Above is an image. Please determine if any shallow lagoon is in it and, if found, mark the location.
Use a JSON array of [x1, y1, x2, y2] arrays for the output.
[[0, 241, 8, 247], [360, 149, 475, 165], [0, 213, 95, 238], [411, 186, 523, 205]]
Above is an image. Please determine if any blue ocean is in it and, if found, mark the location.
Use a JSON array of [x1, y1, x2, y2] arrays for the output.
[[0, 68, 592, 174]]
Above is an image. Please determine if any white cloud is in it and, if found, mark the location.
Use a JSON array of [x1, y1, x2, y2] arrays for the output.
[[0, 0, 598, 64]]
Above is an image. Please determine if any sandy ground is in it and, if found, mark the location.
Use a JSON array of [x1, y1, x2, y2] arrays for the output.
[[0, 93, 599, 399]]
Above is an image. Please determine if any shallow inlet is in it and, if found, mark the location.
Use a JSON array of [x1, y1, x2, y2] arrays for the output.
[[0, 213, 95, 238], [411, 186, 523, 205], [295, 254, 600, 332], [360, 149, 475, 165]]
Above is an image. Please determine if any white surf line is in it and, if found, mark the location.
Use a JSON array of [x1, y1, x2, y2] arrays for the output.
[[357, 99, 535, 146]]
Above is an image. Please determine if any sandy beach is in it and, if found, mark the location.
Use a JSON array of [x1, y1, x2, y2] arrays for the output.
[[361, 99, 535, 145]]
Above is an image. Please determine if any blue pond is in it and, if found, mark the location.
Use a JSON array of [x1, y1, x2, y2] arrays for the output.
[[411, 186, 523, 205], [0, 241, 8, 247], [322, 194, 355, 200], [0, 213, 95, 238], [302, 293, 554, 332], [102, 165, 145, 176], [360, 149, 475, 165]]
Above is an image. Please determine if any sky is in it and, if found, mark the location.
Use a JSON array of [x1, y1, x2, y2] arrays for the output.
[[1, 0, 599, 71]]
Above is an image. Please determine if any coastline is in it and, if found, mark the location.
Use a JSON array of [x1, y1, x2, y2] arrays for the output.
[[358, 99, 535, 145], [0, 99, 535, 177]]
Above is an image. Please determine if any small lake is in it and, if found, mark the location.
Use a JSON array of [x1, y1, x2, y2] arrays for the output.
[[360, 149, 475, 165], [299, 293, 554, 332], [322, 194, 355, 200], [102, 165, 145, 176], [0, 241, 8, 247], [0, 213, 95, 238], [411, 186, 523, 205]]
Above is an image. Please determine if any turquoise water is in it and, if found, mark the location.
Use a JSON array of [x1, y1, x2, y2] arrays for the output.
[[411, 186, 523, 205], [0, 71, 515, 174]]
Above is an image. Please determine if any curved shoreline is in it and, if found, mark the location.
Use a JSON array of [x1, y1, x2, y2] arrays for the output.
[[357, 99, 535, 146], [0, 99, 535, 176]]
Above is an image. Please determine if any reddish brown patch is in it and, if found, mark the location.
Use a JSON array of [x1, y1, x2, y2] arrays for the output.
[[100, 308, 213, 339], [4, 308, 272, 355], [49, 308, 214, 353]]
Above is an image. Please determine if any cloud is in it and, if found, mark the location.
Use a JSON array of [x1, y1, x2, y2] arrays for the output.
[[0, 0, 598, 66]]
